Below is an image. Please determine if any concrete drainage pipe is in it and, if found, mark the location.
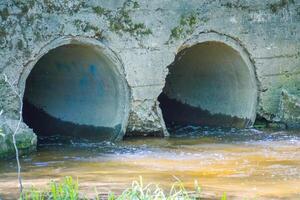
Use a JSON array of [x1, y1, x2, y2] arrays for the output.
[[22, 43, 129, 141], [159, 41, 257, 129]]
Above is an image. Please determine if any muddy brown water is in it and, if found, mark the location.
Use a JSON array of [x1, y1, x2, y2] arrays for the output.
[[0, 127, 300, 199]]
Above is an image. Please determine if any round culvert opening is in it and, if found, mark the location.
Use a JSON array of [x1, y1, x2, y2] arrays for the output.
[[158, 41, 257, 129], [22, 43, 129, 141]]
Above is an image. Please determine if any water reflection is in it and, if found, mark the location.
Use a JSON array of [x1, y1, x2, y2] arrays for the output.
[[0, 128, 300, 199]]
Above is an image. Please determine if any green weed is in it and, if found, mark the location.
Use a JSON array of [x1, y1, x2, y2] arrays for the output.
[[21, 176, 228, 200]]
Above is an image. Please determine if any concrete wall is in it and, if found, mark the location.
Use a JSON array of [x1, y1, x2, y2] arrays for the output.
[[0, 0, 299, 139]]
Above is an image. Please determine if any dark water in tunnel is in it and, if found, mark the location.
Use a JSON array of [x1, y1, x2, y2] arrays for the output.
[[158, 93, 252, 128], [23, 100, 121, 141], [0, 127, 300, 199]]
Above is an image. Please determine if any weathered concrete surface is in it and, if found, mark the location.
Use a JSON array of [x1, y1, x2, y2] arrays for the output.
[[0, 117, 37, 159], [278, 90, 300, 129], [0, 76, 19, 119], [0, 0, 299, 146]]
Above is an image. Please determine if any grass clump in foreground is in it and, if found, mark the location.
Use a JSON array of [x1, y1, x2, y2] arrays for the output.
[[21, 176, 79, 200], [21, 176, 227, 200]]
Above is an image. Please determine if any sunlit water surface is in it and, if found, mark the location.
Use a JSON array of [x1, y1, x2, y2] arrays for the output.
[[0, 127, 300, 199]]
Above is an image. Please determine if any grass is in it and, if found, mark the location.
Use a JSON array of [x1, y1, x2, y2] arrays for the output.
[[20, 176, 228, 200], [21, 176, 79, 200]]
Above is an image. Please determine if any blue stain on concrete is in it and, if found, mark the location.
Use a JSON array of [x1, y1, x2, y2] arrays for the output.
[[80, 76, 88, 87], [96, 81, 105, 97], [89, 64, 97, 76]]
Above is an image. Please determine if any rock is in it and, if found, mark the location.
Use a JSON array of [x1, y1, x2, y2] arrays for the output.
[[0, 118, 37, 159]]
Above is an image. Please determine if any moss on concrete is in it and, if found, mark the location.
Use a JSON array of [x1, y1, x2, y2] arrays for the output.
[[92, 6, 111, 16], [221, 2, 251, 10], [92, 0, 152, 37], [12, 0, 35, 15], [43, 0, 61, 13], [0, 27, 7, 38], [73, 19, 104, 39], [0, 124, 37, 159], [168, 12, 198, 43], [269, 0, 295, 13], [0, 7, 9, 21]]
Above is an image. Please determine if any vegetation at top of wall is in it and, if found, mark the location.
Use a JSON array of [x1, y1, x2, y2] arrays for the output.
[[42, 0, 86, 14], [268, 0, 295, 13], [0, 0, 35, 21], [221, 2, 251, 10], [42, 0, 62, 12], [11, 0, 35, 15], [92, 0, 152, 37], [6, 0, 151, 40], [92, 6, 111, 16], [220, 1, 296, 13], [167, 12, 198, 44], [20, 176, 228, 200], [73, 19, 104, 40], [7, 0, 86, 16]]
